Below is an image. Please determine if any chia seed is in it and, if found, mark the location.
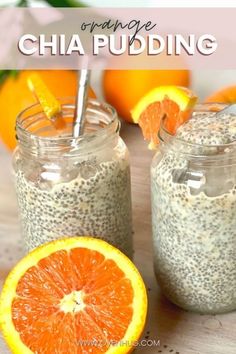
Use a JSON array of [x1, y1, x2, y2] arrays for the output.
[[15, 157, 133, 258]]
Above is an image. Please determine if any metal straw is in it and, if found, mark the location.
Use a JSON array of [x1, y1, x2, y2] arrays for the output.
[[73, 69, 91, 138]]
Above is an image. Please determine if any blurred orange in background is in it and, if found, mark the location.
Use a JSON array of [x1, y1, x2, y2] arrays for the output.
[[103, 69, 190, 123], [205, 85, 236, 104], [0, 70, 95, 151]]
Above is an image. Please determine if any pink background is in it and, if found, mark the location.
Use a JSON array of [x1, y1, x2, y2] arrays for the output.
[[0, 7, 235, 69]]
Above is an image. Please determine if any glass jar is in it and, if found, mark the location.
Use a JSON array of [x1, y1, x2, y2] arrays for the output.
[[151, 103, 236, 314], [13, 98, 133, 258]]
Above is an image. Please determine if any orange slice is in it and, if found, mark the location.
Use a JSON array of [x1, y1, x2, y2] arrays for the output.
[[27, 73, 65, 130], [0, 237, 147, 354], [131, 86, 198, 149]]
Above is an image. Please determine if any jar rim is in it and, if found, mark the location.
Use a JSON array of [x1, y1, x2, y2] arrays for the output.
[[16, 97, 118, 145], [158, 102, 236, 159]]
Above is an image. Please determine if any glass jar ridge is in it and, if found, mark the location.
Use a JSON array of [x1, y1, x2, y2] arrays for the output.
[[16, 98, 120, 157]]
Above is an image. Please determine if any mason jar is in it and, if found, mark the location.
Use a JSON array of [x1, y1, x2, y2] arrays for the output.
[[13, 98, 133, 258], [151, 103, 236, 314]]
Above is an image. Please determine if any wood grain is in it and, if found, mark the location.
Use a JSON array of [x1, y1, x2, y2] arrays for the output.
[[0, 123, 235, 354]]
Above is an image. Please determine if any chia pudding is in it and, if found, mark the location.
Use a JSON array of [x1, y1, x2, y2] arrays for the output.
[[13, 99, 133, 258], [151, 107, 236, 313]]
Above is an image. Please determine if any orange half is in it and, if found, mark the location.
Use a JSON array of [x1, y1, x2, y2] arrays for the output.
[[0, 237, 147, 354], [131, 86, 198, 149]]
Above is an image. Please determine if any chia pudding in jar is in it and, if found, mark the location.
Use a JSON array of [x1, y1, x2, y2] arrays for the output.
[[13, 99, 133, 258], [151, 103, 236, 313]]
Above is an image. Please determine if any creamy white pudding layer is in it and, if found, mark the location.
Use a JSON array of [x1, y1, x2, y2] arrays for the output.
[[15, 156, 133, 258]]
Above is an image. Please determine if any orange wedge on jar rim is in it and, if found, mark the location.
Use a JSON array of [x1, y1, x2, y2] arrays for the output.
[[27, 73, 66, 130], [131, 86, 198, 149], [0, 237, 147, 354]]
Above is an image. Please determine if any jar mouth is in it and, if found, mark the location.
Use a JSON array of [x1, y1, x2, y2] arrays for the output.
[[16, 98, 119, 155], [158, 102, 236, 158], [16, 97, 118, 142]]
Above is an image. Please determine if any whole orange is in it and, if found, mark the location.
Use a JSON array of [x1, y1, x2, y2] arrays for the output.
[[103, 70, 190, 123], [0, 70, 95, 151]]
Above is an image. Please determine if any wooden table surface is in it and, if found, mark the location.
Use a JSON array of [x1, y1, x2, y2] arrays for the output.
[[0, 122, 236, 354]]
